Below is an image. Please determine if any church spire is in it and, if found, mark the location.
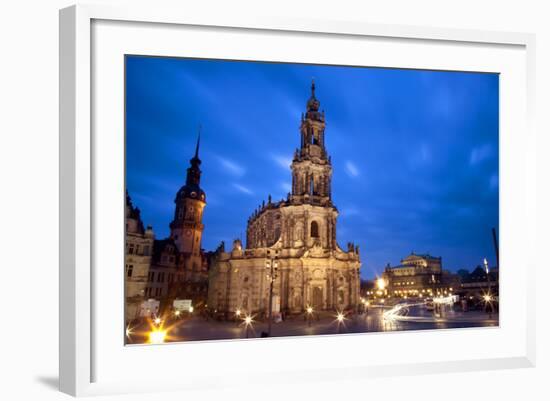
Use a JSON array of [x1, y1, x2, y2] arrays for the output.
[[194, 125, 201, 160], [185, 127, 202, 186], [291, 81, 332, 204]]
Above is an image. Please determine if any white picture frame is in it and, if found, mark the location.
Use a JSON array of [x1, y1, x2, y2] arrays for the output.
[[59, 4, 536, 397]]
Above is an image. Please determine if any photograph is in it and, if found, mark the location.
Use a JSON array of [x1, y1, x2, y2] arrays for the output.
[[124, 56, 499, 344]]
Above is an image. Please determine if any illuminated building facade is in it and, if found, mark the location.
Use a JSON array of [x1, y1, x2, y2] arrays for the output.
[[125, 193, 155, 322], [380, 252, 459, 298], [207, 82, 361, 315]]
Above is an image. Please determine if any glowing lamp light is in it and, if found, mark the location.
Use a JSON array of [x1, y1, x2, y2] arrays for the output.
[[174, 310, 181, 317], [483, 294, 492, 303], [307, 306, 313, 314], [189, 306, 194, 313], [235, 309, 242, 317], [376, 278, 386, 290], [153, 317, 162, 325], [125, 326, 133, 338], [244, 315, 253, 325], [149, 329, 167, 344], [336, 312, 345, 323]]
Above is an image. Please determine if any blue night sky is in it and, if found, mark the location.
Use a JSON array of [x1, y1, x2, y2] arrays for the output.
[[126, 55, 499, 279]]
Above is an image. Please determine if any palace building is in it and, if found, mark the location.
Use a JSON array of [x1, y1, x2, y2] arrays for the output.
[[207, 82, 361, 316], [380, 252, 460, 298], [125, 193, 155, 322]]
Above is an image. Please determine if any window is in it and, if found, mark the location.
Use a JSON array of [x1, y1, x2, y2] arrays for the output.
[[150, 272, 155, 282], [310, 221, 319, 238], [127, 265, 133, 278], [143, 245, 150, 256], [128, 244, 134, 254]]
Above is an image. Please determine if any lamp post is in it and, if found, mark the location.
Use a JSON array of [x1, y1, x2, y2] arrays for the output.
[[265, 249, 279, 337]]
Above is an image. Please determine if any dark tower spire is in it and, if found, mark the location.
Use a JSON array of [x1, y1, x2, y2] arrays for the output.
[[194, 125, 201, 159], [186, 127, 202, 186], [170, 126, 207, 253]]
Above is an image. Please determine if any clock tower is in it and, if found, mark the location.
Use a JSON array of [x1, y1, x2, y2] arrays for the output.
[[169, 134, 206, 259]]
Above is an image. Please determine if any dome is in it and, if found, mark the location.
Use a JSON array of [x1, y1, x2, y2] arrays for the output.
[[176, 183, 206, 202]]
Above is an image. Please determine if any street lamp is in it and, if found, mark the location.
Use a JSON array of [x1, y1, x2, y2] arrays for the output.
[[125, 324, 133, 339], [265, 249, 279, 337], [148, 329, 167, 344], [243, 315, 254, 338], [235, 309, 242, 326], [306, 306, 313, 326], [336, 312, 346, 334]]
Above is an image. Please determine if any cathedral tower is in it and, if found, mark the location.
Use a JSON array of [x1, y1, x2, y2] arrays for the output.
[[169, 134, 206, 257], [208, 81, 361, 315], [291, 80, 333, 206]]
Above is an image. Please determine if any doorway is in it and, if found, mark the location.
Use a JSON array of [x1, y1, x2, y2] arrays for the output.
[[312, 286, 323, 309]]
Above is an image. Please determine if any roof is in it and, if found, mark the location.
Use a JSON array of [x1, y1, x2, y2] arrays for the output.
[[151, 238, 179, 263], [403, 252, 441, 261]]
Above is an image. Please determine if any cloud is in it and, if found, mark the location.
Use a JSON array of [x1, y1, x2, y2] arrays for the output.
[[470, 144, 493, 165], [232, 183, 254, 195], [218, 157, 246, 177], [345, 161, 360, 177], [271, 154, 293, 170]]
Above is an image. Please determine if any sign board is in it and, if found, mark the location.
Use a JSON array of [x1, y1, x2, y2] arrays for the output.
[[173, 299, 193, 312], [139, 298, 160, 317]]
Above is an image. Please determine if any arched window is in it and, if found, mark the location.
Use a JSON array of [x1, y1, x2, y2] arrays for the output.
[[310, 221, 319, 238]]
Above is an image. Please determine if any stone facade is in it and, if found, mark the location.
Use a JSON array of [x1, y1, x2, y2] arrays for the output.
[[381, 252, 459, 297], [125, 193, 155, 322], [208, 82, 361, 315], [145, 136, 209, 313]]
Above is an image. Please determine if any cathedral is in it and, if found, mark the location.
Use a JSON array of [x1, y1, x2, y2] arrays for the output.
[[207, 82, 362, 316]]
